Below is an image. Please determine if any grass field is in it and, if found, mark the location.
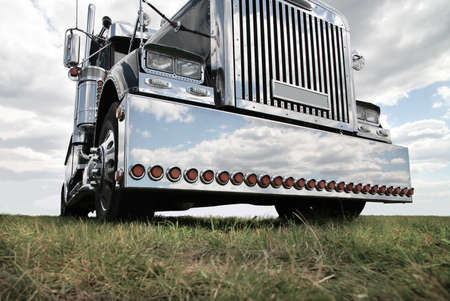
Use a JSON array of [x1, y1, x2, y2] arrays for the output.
[[0, 215, 449, 300]]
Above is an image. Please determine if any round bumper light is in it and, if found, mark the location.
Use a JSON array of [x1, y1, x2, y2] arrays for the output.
[[407, 188, 415, 197], [184, 168, 199, 183], [129, 164, 145, 180], [245, 173, 258, 187], [216, 171, 230, 185], [231, 172, 244, 185], [317, 180, 326, 191], [336, 182, 346, 192], [326, 181, 336, 191], [345, 183, 354, 193], [370, 185, 379, 195], [353, 183, 363, 194], [271, 176, 283, 189], [386, 186, 394, 196], [295, 178, 306, 190], [306, 179, 316, 190], [258, 175, 271, 188], [400, 187, 408, 196], [167, 167, 182, 182], [201, 170, 215, 184], [363, 184, 371, 194], [378, 185, 387, 195], [393, 187, 401, 196], [283, 177, 295, 189], [148, 165, 164, 181]]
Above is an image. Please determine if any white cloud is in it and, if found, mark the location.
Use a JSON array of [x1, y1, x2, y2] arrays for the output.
[[327, 0, 450, 106], [434, 86, 450, 119], [391, 119, 450, 173]]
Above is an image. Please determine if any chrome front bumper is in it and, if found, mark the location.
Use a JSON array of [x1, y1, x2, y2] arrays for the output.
[[117, 94, 412, 203]]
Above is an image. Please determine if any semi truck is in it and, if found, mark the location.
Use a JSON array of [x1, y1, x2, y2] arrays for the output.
[[61, 0, 414, 220]]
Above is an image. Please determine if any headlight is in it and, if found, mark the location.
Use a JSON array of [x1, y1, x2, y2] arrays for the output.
[[176, 59, 202, 80], [146, 52, 173, 73], [365, 109, 379, 124], [356, 100, 380, 124]]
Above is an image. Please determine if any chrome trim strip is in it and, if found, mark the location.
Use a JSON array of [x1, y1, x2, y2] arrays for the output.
[[138, 73, 214, 106], [272, 80, 330, 110], [237, 98, 353, 131]]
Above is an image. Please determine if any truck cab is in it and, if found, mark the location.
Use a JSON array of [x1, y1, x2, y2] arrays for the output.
[[61, 0, 413, 220]]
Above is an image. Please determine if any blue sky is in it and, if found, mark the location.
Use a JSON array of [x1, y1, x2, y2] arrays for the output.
[[0, 0, 449, 217]]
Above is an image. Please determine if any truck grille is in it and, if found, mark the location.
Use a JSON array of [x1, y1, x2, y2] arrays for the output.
[[233, 0, 350, 123]]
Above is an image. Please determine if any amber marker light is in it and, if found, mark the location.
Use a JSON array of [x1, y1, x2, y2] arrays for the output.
[[378, 185, 387, 195], [97, 80, 104, 87], [201, 170, 215, 184], [399, 188, 408, 196], [353, 183, 363, 194], [258, 175, 271, 188], [407, 188, 415, 197], [326, 181, 336, 191], [245, 173, 258, 187], [184, 168, 198, 183], [317, 180, 326, 191], [231, 172, 244, 185], [167, 167, 182, 182], [283, 177, 295, 189], [148, 165, 164, 181], [271, 176, 283, 189], [336, 181, 346, 192], [216, 171, 230, 185], [370, 185, 379, 195], [345, 183, 354, 193], [386, 186, 394, 196], [362, 184, 371, 194], [306, 179, 316, 190], [69, 67, 79, 77], [129, 164, 145, 180], [295, 178, 306, 190]]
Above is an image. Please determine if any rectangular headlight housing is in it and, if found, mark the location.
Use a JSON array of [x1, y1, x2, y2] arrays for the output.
[[146, 52, 173, 73], [175, 59, 202, 80], [356, 100, 380, 125]]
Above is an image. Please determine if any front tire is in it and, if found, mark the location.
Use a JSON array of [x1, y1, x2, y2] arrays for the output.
[[95, 103, 124, 220]]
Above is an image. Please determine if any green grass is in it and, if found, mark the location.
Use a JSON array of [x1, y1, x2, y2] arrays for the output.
[[0, 215, 449, 300]]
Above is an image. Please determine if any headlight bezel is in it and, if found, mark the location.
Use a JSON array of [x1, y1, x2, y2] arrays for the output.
[[142, 45, 205, 84], [356, 100, 381, 125]]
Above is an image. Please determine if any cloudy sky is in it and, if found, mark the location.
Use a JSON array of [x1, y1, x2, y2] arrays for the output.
[[0, 0, 449, 217]]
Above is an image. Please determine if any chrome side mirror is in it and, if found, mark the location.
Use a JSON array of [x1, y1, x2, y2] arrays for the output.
[[352, 50, 365, 71], [63, 30, 81, 68]]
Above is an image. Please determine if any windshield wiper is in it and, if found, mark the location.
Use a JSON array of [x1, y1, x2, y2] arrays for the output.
[[142, 0, 212, 39]]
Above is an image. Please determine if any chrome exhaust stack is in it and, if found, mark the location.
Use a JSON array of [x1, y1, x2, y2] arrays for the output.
[[83, 4, 96, 67]]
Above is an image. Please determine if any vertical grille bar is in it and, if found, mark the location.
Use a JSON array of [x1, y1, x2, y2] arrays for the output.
[[247, 0, 257, 102], [261, 0, 271, 105], [268, 0, 277, 106], [233, 0, 350, 126], [337, 28, 348, 123], [240, 0, 250, 100], [233, 0, 243, 100], [254, 0, 265, 104]]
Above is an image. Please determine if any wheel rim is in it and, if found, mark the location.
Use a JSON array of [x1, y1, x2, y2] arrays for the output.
[[98, 130, 116, 213]]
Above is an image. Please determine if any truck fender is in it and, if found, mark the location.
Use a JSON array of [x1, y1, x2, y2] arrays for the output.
[[95, 77, 121, 146]]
